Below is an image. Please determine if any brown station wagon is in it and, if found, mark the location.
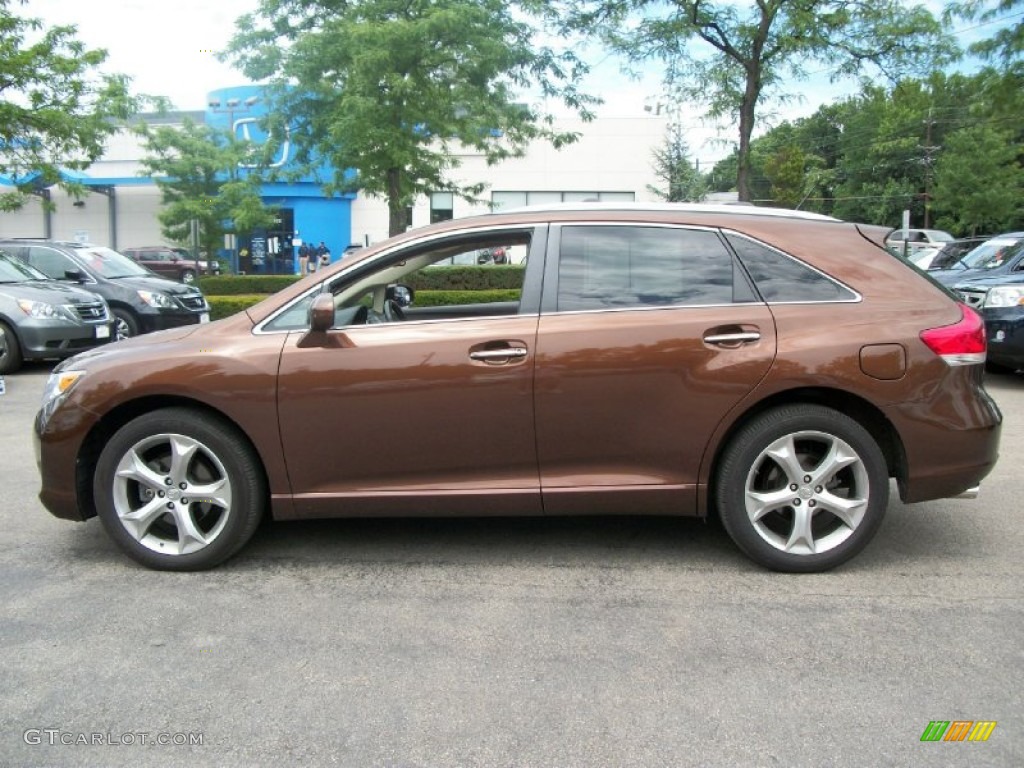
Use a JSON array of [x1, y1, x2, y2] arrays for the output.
[[35, 204, 1002, 572]]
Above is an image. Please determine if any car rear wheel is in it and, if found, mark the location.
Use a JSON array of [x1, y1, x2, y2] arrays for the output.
[[94, 408, 266, 570], [715, 405, 888, 573], [0, 321, 23, 374], [112, 308, 139, 340], [180, 269, 196, 284]]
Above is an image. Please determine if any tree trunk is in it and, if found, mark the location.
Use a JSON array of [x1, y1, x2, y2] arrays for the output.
[[386, 168, 407, 237], [736, 81, 759, 203]]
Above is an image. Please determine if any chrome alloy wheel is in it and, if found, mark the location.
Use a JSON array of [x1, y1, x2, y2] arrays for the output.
[[744, 430, 870, 556], [112, 432, 233, 556], [114, 315, 132, 341]]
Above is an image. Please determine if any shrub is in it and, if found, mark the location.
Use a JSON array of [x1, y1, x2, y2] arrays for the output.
[[200, 275, 301, 295], [207, 294, 266, 320], [405, 266, 525, 291], [414, 289, 521, 306], [206, 290, 521, 320]]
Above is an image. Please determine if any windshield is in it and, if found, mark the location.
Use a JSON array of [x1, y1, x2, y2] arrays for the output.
[[0, 251, 51, 283], [76, 246, 155, 278], [960, 240, 1023, 270]]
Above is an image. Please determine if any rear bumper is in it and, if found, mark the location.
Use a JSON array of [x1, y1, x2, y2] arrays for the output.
[[885, 367, 1002, 504]]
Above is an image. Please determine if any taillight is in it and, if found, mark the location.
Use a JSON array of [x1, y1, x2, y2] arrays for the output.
[[920, 303, 986, 366]]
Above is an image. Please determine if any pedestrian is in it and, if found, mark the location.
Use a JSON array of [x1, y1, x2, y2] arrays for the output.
[[298, 242, 310, 275], [317, 241, 330, 268], [307, 241, 318, 274]]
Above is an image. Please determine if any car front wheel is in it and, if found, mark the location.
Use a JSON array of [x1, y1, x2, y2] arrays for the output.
[[0, 321, 22, 374], [93, 408, 266, 570], [112, 308, 139, 340], [715, 405, 888, 573]]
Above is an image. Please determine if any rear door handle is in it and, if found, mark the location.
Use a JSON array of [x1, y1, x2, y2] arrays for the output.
[[703, 331, 761, 346]]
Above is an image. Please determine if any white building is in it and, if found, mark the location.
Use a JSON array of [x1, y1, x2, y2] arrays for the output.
[[1, 88, 671, 269]]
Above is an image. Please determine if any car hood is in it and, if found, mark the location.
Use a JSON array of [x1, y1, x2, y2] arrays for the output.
[[952, 272, 1024, 291], [0, 280, 105, 304], [106, 275, 204, 296], [930, 267, 993, 285]]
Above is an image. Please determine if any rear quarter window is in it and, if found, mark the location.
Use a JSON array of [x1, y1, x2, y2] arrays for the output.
[[725, 233, 856, 303]]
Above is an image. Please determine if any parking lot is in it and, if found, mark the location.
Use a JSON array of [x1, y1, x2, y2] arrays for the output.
[[1, 363, 1021, 767]]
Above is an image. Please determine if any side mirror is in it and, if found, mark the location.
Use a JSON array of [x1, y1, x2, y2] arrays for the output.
[[308, 293, 335, 332], [64, 269, 87, 283], [386, 283, 414, 307]]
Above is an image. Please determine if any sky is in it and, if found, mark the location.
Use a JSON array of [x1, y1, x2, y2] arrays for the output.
[[18, 0, 1011, 168]]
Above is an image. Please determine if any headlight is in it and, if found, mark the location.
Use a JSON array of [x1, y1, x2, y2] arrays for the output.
[[39, 369, 85, 426], [17, 299, 75, 321], [983, 286, 1024, 308], [137, 290, 177, 308]]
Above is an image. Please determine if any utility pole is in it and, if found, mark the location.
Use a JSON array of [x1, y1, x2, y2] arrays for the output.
[[922, 107, 939, 229]]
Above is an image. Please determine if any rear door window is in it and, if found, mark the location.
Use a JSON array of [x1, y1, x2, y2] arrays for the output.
[[555, 225, 737, 311]]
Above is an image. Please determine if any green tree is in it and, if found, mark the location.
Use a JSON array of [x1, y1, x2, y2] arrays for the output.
[[0, 0, 137, 211], [948, 1, 1023, 70], [135, 118, 278, 259], [224, 0, 596, 236], [648, 125, 706, 201], [556, 1, 956, 202], [931, 124, 1023, 235]]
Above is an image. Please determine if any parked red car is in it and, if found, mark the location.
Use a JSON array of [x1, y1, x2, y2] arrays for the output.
[[121, 246, 220, 284], [36, 204, 1000, 572]]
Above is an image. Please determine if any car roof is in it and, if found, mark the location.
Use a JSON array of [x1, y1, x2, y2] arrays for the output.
[[499, 202, 839, 221]]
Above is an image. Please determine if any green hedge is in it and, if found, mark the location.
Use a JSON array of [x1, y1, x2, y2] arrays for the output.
[[207, 294, 266, 320], [200, 266, 524, 296], [200, 275, 301, 295], [205, 290, 521, 320], [403, 266, 525, 291], [414, 289, 521, 306]]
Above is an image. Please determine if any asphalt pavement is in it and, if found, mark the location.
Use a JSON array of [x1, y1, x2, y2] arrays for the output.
[[0, 362, 1021, 767]]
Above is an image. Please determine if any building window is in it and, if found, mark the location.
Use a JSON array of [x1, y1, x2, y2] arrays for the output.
[[491, 191, 636, 211], [430, 192, 454, 223]]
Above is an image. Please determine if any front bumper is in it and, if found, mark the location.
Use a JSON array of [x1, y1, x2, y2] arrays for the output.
[[981, 307, 1024, 368], [17, 318, 115, 361]]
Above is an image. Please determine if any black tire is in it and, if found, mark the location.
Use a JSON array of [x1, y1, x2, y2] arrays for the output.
[[180, 269, 196, 284], [0, 320, 23, 374], [93, 408, 266, 570], [112, 308, 139, 340], [715, 405, 888, 573]]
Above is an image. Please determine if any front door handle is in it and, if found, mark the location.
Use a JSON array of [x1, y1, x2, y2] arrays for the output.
[[470, 347, 528, 362]]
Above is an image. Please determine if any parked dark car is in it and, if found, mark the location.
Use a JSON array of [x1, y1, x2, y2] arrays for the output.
[[0, 251, 114, 374], [927, 236, 991, 272], [929, 232, 1024, 286], [121, 246, 220, 284], [35, 204, 1000, 573], [1, 239, 210, 340], [953, 272, 1024, 373]]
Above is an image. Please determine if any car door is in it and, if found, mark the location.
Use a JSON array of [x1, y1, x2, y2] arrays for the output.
[[275, 226, 547, 519], [534, 223, 777, 516]]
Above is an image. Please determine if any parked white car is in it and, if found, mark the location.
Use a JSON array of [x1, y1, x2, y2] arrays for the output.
[[885, 228, 953, 255]]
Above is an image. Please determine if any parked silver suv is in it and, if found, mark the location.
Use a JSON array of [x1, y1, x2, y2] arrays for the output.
[[0, 251, 114, 374]]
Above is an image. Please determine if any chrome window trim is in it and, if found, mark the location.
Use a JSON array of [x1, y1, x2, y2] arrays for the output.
[[722, 229, 864, 305], [253, 222, 537, 335]]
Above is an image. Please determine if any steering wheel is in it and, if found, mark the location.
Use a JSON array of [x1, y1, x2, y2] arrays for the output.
[[383, 299, 406, 322]]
